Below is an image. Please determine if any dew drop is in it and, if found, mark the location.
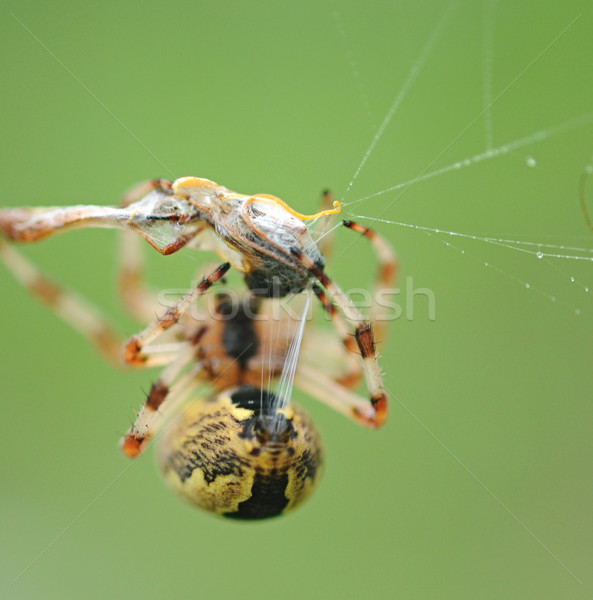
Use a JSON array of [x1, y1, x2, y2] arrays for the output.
[[526, 156, 537, 168], [586, 287, 590, 292], [570, 276, 575, 282], [536, 251, 543, 259], [525, 283, 530, 289]]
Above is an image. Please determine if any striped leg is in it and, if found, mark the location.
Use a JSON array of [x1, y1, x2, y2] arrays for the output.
[[0, 237, 190, 367], [342, 220, 398, 343], [311, 284, 361, 387], [123, 263, 230, 365], [294, 364, 378, 427], [117, 230, 164, 323], [121, 343, 200, 457], [117, 224, 208, 324], [0, 238, 122, 364], [290, 248, 387, 427]]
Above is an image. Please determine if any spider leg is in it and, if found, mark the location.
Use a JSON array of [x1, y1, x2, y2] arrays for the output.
[[123, 263, 230, 365], [121, 343, 201, 457], [300, 328, 361, 393], [117, 228, 164, 323], [0, 237, 121, 363], [313, 285, 360, 371], [0, 237, 189, 367], [117, 223, 207, 324], [290, 247, 387, 427], [310, 219, 397, 387], [294, 363, 377, 427], [116, 179, 181, 322], [342, 220, 399, 344]]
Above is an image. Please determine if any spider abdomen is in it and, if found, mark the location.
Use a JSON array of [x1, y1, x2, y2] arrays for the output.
[[156, 387, 323, 519]]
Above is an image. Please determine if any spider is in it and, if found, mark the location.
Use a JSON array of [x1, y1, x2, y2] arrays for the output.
[[0, 180, 397, 518], [151, 291, 326, 519], [0, 177, 394, 426]]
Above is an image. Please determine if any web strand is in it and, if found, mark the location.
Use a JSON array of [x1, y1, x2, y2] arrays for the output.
[[343, 112, 593, 208], [340, 1, 458, 202]]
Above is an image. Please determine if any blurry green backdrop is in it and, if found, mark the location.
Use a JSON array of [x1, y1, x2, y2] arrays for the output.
[[1, 1, 592, 599]]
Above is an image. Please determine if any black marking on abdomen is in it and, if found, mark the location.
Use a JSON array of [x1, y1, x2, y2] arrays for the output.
[[224, 471, 289, 520], [164, 410, 249, 484], [167, 445, 248, 484], [230, 386, 279, 415]]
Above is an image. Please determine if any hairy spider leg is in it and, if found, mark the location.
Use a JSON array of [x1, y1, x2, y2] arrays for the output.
[[290, 247, 388, 427], [117, 179, 176, 322], [0, 237, 198, 367], [301, 221, 397, 426], [121, 341, 204, 458], [342, 220, 399, 344], [123, 263, 230, 366]]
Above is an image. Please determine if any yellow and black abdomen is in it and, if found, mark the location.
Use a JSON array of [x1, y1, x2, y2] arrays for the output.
[[156, 386, 323, 519]]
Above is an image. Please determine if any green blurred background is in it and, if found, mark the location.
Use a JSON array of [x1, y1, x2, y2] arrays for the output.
[[1, 1, 592, 598]]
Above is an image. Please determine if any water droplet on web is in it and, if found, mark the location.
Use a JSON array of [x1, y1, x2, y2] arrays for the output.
[[570, 276, 575, 282], [536, 251, 543, 259], [586, 287, 590, 293], [526, 156, 537, 167], [525, 283, 530, 289]]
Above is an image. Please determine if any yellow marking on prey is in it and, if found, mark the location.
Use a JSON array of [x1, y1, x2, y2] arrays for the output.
[[252, 194, 342, 221]]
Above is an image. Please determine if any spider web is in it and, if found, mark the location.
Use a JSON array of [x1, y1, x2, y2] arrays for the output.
[[319, 0, 593, 586], [327, 1, 593, 319]]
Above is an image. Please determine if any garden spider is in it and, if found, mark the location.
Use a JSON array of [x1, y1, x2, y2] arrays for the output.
[[0, 177, 395, 426], [0, 189, 396, 517]]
